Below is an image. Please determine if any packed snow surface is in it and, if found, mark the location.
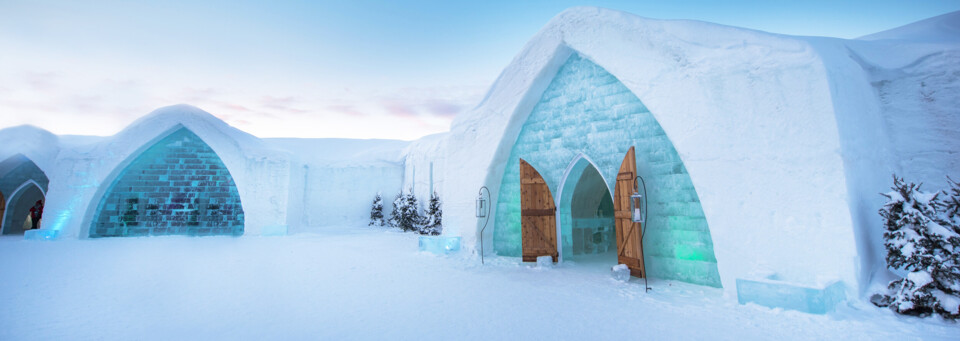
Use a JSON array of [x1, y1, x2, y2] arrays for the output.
[[1, 228, 956, 340]]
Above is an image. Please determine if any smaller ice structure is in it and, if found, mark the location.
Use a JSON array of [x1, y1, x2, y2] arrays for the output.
[[24, 229, 59, 240], [418, 236, 461, 255], [536, 255, 553, 268], [260, 225, 288, 236], [736, 277, 846, 314], [612, 264, 630, 282]]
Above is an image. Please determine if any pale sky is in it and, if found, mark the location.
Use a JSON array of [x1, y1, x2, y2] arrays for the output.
[[1, 0, 957, 140]]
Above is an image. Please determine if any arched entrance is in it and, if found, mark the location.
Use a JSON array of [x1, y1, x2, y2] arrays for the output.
[[89, 126, 244, 237], [0, 154, 50, 235], [1, 181, 45, 235], [556, 155, 616, 263], [495, 53, 720, 287]]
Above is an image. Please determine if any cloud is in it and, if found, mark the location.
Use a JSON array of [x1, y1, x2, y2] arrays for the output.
[[260, 95, 308, 114], [325, 104, 366, 117], [380, 100, 419, 119], [21, 71, 61, 92], [423, 100, 461, 117]]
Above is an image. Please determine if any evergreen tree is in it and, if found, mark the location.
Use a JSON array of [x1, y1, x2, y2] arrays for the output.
[[873, 176, 960, 319], [942, 176, 960, 224], [368, 192, 384, 227], [394, 190, 422, 232], [389, 192, 403, 228], [420, 192, 442, 235]]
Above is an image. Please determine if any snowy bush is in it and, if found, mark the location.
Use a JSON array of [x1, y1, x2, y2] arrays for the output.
[[873, 176, 960, 319], [419, 192, 442, 236], [369, 193, 385, 227], [389, 190, 422, 232], [388, 192, 402, 228]]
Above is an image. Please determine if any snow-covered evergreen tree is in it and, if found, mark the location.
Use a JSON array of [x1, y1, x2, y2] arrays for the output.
[[420, 192, 442, 235], [368, 192, 384, 227], [390, 190, 422, 232], [389, 192, 403, 228], [942, 177, 960, 224], [873, 176, 960, 319]]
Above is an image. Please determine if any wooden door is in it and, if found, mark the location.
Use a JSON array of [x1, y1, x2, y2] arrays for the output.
[[614, 147, 646, 278], [520, 159, 558, 262]]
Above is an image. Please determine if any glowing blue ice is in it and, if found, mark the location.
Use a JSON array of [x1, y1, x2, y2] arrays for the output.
[[419, 236, 461, 255], [24, 229, 59, 240], [90, 127, 244, 237], [736, 278, 846, 314]]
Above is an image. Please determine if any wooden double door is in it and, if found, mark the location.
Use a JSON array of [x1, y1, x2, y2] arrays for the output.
[[520, 147, 646, 278]]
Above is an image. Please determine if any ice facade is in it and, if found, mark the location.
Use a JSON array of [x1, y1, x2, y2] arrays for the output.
[[0, 154, 49, 235], [90, 127, 244, 237], [492, 54, 721, 287]]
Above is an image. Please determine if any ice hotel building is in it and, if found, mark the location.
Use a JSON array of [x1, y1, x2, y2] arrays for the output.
[[1, 8, 958, 307]]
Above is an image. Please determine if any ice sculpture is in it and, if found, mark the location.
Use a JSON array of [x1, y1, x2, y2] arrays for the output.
[[418, 235, 461, 255], [736, 277, 846, 314]]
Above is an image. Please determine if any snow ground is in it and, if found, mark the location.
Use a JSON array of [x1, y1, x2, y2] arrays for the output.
[[0, 228, 956, 340]]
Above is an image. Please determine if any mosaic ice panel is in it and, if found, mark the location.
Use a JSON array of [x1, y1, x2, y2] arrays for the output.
[[91, 128, 244, 237]]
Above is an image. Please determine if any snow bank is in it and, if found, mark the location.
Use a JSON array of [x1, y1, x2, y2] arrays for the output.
[[2, 230, 958, 340]]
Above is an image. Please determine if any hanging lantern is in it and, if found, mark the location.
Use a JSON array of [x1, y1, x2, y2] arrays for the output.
[[476, 193, 487, 218], [630, 192, 645, 223]]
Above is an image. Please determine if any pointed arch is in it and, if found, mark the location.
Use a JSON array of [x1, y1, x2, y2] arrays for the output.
[[0, 154, 50, 235], [492, 52, 721, 287], [1, 180, 45, 234], [555, 153, 616, 262], [86, 126, 244, 237]]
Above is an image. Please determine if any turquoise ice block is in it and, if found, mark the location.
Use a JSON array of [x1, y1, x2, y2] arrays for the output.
[[736, 278, 846, 314], [419, 236, 461, 255]]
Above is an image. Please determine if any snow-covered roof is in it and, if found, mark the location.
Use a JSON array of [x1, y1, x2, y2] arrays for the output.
[[858, 10, 960, 43], [439, 6, 960, 295]]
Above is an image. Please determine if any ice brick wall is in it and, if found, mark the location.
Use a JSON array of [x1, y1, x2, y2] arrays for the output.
[[0, 154, 49, 199], [493, 54, 721, 287], [90, 128, 244, 237]]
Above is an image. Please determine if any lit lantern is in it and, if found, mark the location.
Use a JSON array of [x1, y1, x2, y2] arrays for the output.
[[630, 192, 645, 223]]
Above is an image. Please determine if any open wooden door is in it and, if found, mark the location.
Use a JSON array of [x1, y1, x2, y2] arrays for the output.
[[520, 159, 558, 262], [614, 147, 646, 277]]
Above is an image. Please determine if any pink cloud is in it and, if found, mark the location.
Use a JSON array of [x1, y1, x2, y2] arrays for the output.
[[326, 104, 366, 117]]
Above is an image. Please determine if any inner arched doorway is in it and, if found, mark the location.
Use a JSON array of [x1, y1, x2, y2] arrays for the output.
[[0, 154, 50, 235], [557, 155, 616, 263], [2, 182, 45, 235]]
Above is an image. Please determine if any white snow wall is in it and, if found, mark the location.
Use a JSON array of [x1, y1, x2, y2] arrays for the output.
[[399, 134, 449, 230], [439, 7, 861, 294]]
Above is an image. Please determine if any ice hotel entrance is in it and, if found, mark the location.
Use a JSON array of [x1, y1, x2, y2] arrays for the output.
[[0, 154, 49, 235], [520, 148, 646, 277], [492, 53, 722, 287]]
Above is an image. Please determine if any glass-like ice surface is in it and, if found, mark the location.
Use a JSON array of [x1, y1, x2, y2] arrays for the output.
[[90, 127, 244, 237], [492, 54, 721, 287], [419, 236, 461, 255], [736, 279, 846, 314]]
